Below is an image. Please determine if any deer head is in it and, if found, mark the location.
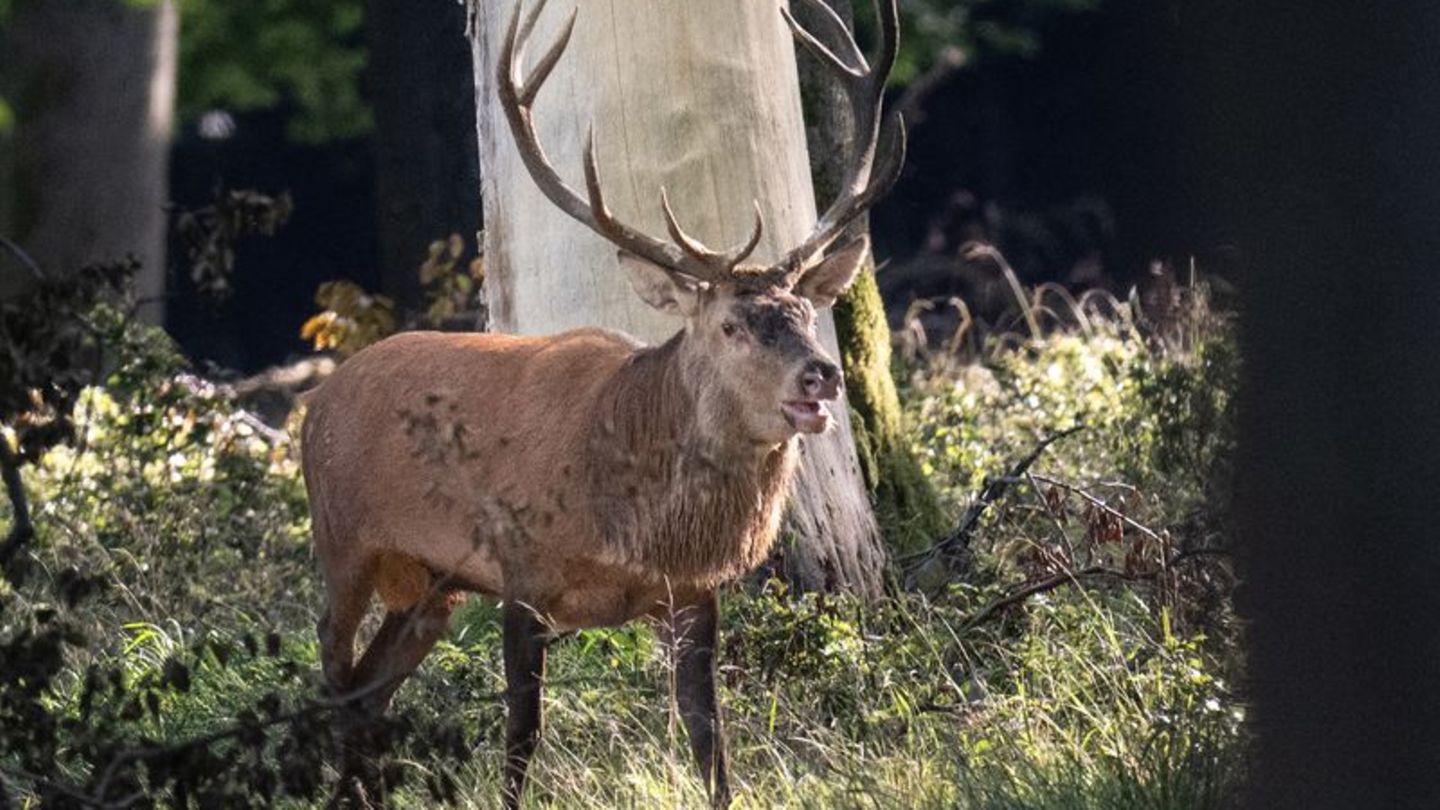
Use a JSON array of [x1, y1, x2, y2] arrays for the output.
[[499, 0, 904, 445]]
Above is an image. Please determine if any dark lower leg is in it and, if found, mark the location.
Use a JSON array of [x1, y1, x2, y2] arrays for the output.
[[668, 593, 730, 808], [335, 597, 452, 802], [502, 602, 549, 810]]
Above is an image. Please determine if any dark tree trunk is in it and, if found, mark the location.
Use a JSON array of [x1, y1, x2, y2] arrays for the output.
[[365, 0, 480, 310], [0, 0, 176, 319], [793, 0, 949, 559], [1205, 3, 1440, 807]]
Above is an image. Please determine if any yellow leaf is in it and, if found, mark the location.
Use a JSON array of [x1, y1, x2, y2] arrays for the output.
[[300, 312, 334, 341]]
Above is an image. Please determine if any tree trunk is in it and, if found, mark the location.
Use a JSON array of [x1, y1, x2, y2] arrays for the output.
[[794, 0, 948, 557], [1202, 2, 1440, 807], [466, 0, 885, 595], [366, 0, 481, 311], [0, 0, 176, 321]]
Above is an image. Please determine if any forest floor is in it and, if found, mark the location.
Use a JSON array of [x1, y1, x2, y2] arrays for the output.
[[2, 282, 1243, 809]]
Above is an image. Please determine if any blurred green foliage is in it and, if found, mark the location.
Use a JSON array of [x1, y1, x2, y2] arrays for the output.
[[855, 0, 1099, 84], [177, 0, 369, 143]]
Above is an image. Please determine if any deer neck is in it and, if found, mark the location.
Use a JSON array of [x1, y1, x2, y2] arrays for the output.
[[601, 332, 775, 461], [583, 331, 797, 582]]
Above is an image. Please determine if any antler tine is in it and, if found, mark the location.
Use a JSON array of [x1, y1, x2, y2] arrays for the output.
[[499, 0, 607, 235], [872, 0, 900, 89], [661, 190, 765, 277], [516, 5, 577, 106], [770, 0, 905, 285], [580, 128, 616, 228], [781, 2, 866, 79]]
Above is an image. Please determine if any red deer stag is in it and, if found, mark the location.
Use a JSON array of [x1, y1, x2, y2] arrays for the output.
[[301, 0, 902, 805]]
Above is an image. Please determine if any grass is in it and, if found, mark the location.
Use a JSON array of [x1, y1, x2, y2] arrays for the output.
[[0, 281, 1243, 807]]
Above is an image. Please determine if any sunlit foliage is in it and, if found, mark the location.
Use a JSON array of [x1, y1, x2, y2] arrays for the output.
[[4, 278, 1241, 806]]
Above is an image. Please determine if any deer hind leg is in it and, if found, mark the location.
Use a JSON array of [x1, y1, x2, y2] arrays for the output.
[[335, 579, 456, 805], [503, 601, 550, 810], [349, 594, 454, 714], [665, 592, 731, 809], [317, 554, 377, 694]]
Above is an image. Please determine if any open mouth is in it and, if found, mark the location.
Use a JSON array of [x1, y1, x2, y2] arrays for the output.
[[781, 400, 831, 433]]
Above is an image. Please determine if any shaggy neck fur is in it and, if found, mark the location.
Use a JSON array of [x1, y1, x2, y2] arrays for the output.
[[584, 332, 797, 586]]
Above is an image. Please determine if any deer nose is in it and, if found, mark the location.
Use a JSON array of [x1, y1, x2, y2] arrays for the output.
[[801, 359, 842, 400]]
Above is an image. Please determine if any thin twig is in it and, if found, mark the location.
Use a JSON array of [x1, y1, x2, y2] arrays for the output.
[[1025, 471, 1077, 561], [893, 49, 964, 126], [0, 236, 45, 281], [1026, 472, 1166, 544]]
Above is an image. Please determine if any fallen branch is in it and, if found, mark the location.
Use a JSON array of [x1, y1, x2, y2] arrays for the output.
[[962, 565, 1130, 629], [901, 425, 1086, 573], [960, 548, 1234, 630]]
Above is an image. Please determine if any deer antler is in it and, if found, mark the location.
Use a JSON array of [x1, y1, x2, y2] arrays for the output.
[[498, 0, 904, 292], [770, 0, 907, 286], [498, 0, 765, 286]]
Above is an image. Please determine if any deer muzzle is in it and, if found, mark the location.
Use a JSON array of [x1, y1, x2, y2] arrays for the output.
[[782, 358, 842, 433]]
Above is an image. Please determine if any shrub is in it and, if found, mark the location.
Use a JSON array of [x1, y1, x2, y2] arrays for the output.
[[2, 277, 1243, 807]]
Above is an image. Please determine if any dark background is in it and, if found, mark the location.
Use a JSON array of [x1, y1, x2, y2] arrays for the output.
[[163, 0, 1229, 373]]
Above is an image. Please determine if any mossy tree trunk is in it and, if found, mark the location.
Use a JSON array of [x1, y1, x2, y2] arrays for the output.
[[793, 0, 949, 557]]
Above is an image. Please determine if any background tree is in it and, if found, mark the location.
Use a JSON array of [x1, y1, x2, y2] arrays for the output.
[[466, 0, 886, 595], [1203, 2, 1440, 807], [0, 0, 177, 321], [365, 0, 479, 310]]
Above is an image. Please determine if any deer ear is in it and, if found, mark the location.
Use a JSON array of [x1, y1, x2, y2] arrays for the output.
[[619, 251, 701, 317], [793, 235, 870, 308]]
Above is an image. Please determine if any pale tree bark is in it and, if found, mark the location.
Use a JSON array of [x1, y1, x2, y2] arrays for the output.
[[0, 0, 177, 321], [466, 0, 885, 595]]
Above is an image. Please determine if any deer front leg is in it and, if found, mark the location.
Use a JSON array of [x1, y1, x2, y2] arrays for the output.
[[502, 601, 549, 810], [667, 592, 731, 808]]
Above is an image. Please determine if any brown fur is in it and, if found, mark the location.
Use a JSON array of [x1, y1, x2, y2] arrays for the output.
[[302, 274, 863, 810], [301, 306, 812, 632], [585, 334, 797, 585]]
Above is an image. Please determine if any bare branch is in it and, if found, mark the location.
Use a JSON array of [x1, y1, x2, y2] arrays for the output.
[[899, 425, 1086, 586]]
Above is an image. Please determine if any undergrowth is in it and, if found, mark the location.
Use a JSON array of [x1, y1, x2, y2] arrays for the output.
[[1, 280, 1242, 808]]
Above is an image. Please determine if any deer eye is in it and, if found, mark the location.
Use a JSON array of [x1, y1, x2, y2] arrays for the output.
[[721, 321, 739, 337]]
